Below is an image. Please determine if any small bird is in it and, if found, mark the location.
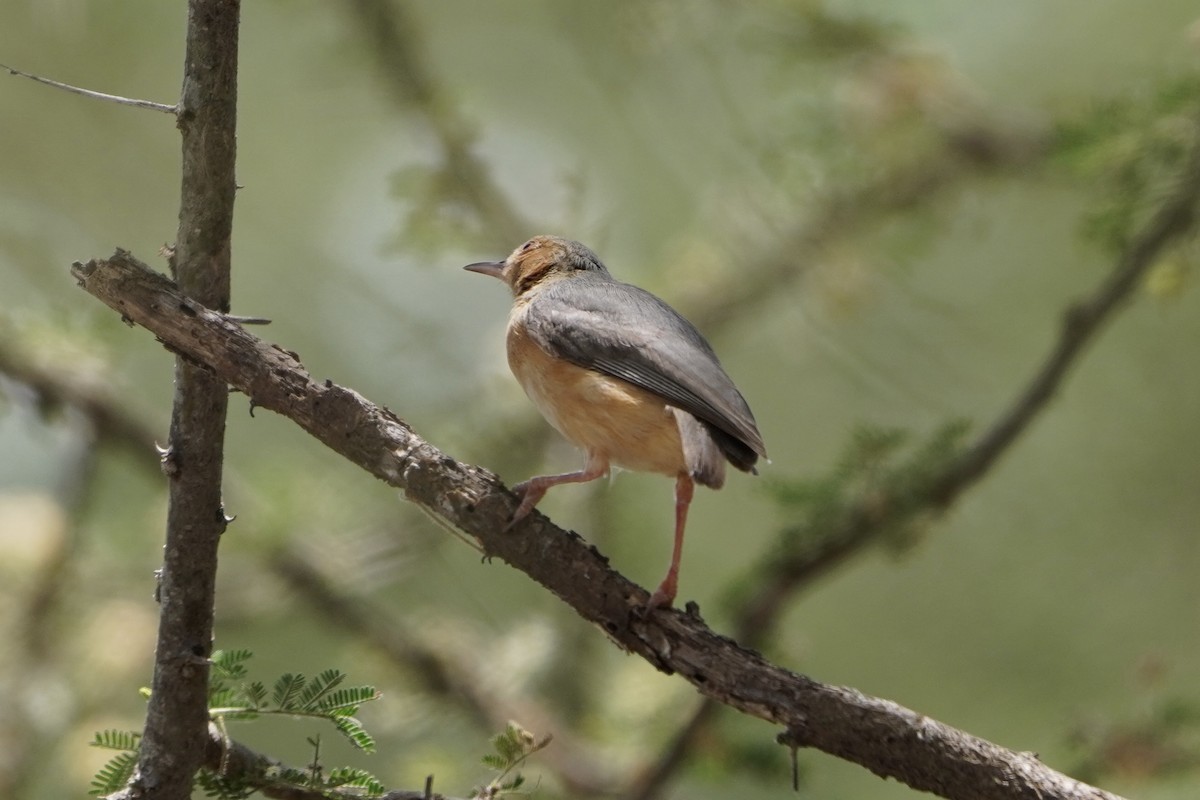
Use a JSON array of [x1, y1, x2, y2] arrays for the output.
[[465, 235, 767, 608]]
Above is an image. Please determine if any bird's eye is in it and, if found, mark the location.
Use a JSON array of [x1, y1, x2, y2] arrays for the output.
[[520, 239, 536, 252]]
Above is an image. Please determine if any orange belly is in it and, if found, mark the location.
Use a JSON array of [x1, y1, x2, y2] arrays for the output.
[[506, 323, 686, 477]]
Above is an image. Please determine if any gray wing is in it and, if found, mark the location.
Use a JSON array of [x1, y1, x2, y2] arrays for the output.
[[525, 277, 767, 466]]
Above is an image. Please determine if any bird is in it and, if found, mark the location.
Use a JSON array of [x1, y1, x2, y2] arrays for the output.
[[464, 235, 767, 608]]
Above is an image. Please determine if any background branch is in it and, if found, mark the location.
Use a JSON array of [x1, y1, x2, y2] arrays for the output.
[[269, 548, 611, 795], [345, 0, 532, 247], [687, 116, 1050, 332], [624, 113, 1200, 800], [0, 337, 159, 458], [0, 426, 100, 800], [737, 114, 1200, 642]]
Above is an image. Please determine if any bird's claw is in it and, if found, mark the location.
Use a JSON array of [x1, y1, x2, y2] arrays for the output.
[[505, 480, 544, 530], [646, 587, 675, 610]]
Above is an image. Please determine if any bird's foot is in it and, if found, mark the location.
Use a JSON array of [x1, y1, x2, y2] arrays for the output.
[[505, 480, 547, 530], [647, 582, 676, 610]]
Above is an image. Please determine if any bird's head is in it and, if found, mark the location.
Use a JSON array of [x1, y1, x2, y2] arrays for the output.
[[464, 235, 610, 296]]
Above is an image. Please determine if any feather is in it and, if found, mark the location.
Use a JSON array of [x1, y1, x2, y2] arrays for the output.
[[522, 275, 767, 470]]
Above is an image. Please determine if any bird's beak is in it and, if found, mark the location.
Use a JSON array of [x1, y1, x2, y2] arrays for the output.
[[463, 260, 506, 279]]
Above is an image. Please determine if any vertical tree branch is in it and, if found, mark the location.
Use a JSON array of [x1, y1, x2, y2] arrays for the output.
[[132, 2, 240, 798]]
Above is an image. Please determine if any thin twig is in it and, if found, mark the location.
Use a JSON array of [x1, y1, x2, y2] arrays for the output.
[[0, 62, 177, 114]]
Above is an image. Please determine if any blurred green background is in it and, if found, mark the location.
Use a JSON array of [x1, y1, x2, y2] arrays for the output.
[[1, 2, 1198, 798]]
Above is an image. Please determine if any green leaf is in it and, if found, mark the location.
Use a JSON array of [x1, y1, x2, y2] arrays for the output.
[[240, 680, 268, 709], [327, 767, 385, 796], [316, 685, 380, 713], [90, 729, 141, 752], [298, 668, 345, 711], [271, 765, 311, 786], [89, 751, 137, 795], [211, 649, 253, 681], [490, 730, 522, 764], [480, 753, 507, 770], [208, 687, 238, 710], [332, 715, 376, 753], [271, 673, 306, 710]]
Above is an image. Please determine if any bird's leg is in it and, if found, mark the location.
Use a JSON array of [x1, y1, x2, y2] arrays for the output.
[[507, 452, 609, 529], [648, 473, 695, 609]]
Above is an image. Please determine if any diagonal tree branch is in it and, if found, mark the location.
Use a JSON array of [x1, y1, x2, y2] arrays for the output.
[[71, 250, 1129, 800]]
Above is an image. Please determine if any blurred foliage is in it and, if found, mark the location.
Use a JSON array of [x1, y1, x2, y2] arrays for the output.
[[1055, 76, 1200, 252], [1066, 660, 1200, 784], [475, 721, 552, 799], [753, 419, 970, 568]]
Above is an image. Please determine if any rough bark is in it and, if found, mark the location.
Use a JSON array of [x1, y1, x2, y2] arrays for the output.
[[131, 2, 240, 798]]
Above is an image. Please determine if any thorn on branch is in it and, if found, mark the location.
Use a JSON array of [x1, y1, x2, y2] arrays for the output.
[[776, 726, 812, 749], [159, 243, 177, 274], [159, 443, 179, 478]]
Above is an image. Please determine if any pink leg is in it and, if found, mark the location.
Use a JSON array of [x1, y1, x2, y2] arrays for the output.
[[649, 473, 694, 609], [508, 452, 609, 529]]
